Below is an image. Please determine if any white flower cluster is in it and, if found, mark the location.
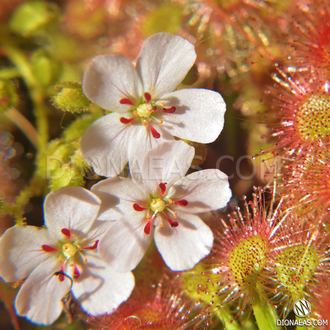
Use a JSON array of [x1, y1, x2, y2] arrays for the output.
[[0, 32, 231, 325]]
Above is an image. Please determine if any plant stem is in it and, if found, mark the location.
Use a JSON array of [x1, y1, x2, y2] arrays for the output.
[[251, 287, 280, 330], [3, 44, 49, 151], [5, 108, 39, 148]]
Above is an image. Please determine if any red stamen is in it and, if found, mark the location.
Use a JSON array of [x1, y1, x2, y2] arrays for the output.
[[174, 199, 188, 206], [119, 98, 136, 106], [163, 106, 176, 113], [133, 203, 148, 211], [58, 274, 65, 282], [120, 116, 136, 124], [73, 265, 80, 279], [61, 228, 71, 239], [163, 212, 179, 228], [150, 123, 161, 139], [41, 245, 58, 252], [83, 240, 99, 250], [144, 92, 152, 104], [159, 183, 167, 197], [144, 220, 152, 235]]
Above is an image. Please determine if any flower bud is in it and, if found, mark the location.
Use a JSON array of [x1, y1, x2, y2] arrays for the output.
[[52, 82, 91, 113], [30, 49, 61, 87], [9, 2, 60, 36]]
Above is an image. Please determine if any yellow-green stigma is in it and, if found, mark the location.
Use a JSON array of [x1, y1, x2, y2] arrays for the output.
[[150, 198, 166, 213], [296, 94, 330, 141], [228, 236, 268, 284], [136, 102, 153, 119], [62, 242, 79, 259]]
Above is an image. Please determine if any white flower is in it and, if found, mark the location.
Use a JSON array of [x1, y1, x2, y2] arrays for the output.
[[92, 141, 231, 272], [0, 187, 134, 326], [80, 32, 226, 177]]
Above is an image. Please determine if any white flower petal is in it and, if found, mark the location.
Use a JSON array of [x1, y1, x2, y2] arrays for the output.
[[15, 257, 71, 326], [136, 32, 196, 99], [91, 176, 148, 220], [0, 226, 55, 282], [132, 141, 194, 194], [45, 187, 101, 241], [154, 212, 213, 271], [167, 169, 231, 213], [72, 254, 134, 316], [83, 54, 143, 112], [99, 216, 153, 273], [160, 88, 226, 143], [80, 113, 133, 177], [127, 122, 174, 167]]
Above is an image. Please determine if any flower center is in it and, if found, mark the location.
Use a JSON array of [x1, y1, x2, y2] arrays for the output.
[[296, 93, 330, 141], [150, 198, 166, 213], [136, 102, 153, 118], [133, 183, 188, 235], [119, 92, 176, 139], [62, 242, 78, 259], [41, 228, 99, 281]]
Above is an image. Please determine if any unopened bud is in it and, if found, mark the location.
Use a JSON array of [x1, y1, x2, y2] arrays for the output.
[[52, 82, 91, 113]]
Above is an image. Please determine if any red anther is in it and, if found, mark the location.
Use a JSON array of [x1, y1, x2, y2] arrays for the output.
[[83, 240, 99, 250], [168, 218, 179, 228], [120, 116, 136, 124], [174, 199, 188, 206], [163, 212, 179, 228], [73, 265, 80, 279], [144, 92, 152, 104], [150, 124, 161, 139], [119, 98, 136, 106], [41, 245, 58, 252], [61, 228, 71, 239], [144, 221, 152, 235], [133, 203, 147, 211], [159, 183, 167, 197], [163, 106, 176, 113]]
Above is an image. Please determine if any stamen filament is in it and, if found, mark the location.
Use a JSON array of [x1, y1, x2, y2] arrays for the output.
[[159, 183, 167, 197], [83, 240, 99, 250], [174, 199, 188, 206], [119, 98, 136, 106], [61, 228, 71, 240], [149, 122, 161, 139], [144, 92, 152, 104], [133, 203, 148, 211], [41, 245, 58, 252], [120, 116, 137, 124]]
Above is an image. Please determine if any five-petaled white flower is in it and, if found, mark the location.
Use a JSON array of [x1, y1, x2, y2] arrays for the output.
[[80, 32, 226, 177], [92, 141, 231, 272], [0, 187, 134, 326]]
